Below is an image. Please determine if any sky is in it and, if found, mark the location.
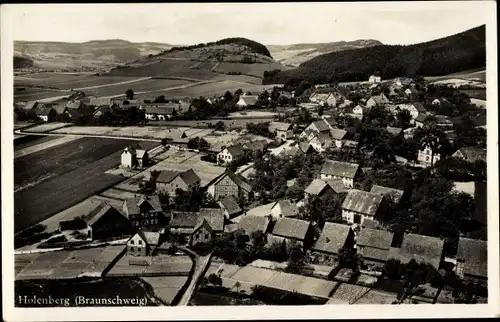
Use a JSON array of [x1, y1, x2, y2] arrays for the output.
[[3, 2, 492, 46]]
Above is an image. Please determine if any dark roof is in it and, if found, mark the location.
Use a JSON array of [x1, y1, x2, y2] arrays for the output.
[[311, 119, 331, 132], [370, 185, 404, 203], [271, 218, 311, 240], [193, 218, 214, 234], [35, 107, 55, 116], [304, 179, 330, 196], [156, 170, 182, 184], [457, 237, 487, 278], [238, 215, 271, 235], [313, 222, 352, 254], [214, 170, 253, 192], [454, 147, 487, 163], [321, 160, 360, 179], [179, 169, 201, 186], [412, 102, 427, 113], [389, 233, 444, 269], [357, 228, 394, 261], [219, 196, 242, 217], [199, 208, 225, 232], [225, 144, 245, 157], [123, 195, 162, 216], [415, 114, 429, 123], [272, 199, 299, 217], [84, 202, 122, 226], [342, 189, 384, 216], [170, 211, 202, 228]]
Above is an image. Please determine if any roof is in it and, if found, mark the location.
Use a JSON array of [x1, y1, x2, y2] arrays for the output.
[[193, 218, 214, 234], [170, 211, 202, 228], [66, 100, 83, 110], [36, 107, 54, 116], [390, 233, 445, 269], [144, 104, 176, 115], [218, 196, 242, 216], [67, 109, 82, 119], [330, 128, 347, 140], [368, 94, 389, 106], [237, 95, 258, 105], [357, 228, 394, 261], [272, 199, 299, 218], [156, 170, 182, 184], [313, 222, 352, 254], [304, 179, 330, 196], [415, 114, 429, 123], [225, 144, 245, 158], [199, 208, 225, 232], [412, 102, 427, 113], [124, 195, 162, 216], [243, 140, 267, 152], [89, 97, 113, 107], [214, 170, 253, 193], [136, 231, 162, 246], [370, 185, 404, 203], [311, 119, 331, 132], [179, 169, 201, 186], [313, 132, 333, 146], [386, 126, 402, 136], [342, 189, 384, 216], [269, 122, 292, 132], [321, 160, 360, 179], [310, 93, 332, 101], [454, 147, 487, 163], [325, 179, 349, 193], [457, 237, 487, 278], [84, 202, 122, 226], [136, 149, 147, 159], [23, 101, 38, 110], [238, 215, 271, 235], [53, 104, 68, 115], [271, 218, 311, 240]]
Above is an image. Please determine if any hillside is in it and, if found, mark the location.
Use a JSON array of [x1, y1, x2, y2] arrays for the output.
[[268, 39, 383, 66], [14, 55, 34, 69], [263, 25, 486, 84], [14, 39, 174, 71], [106, 37, 287, 82]]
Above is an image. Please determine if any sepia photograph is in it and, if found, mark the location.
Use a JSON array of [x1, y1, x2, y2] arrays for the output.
[[1, 1, 499, 320]]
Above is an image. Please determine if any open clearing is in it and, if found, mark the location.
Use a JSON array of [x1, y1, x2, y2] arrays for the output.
[[15, 245, 126, 280], [14, 137, 156, 232]]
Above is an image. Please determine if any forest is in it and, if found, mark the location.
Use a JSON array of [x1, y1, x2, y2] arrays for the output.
[[165, 37, 273, 58]]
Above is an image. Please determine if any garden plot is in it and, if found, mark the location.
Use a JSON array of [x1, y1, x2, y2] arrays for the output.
[[230, 266, 279, 284], [52, 262, 91, 279], [329, 283, 371, 303], [23, 122, 72, 133], [64, 247, 105, 263]]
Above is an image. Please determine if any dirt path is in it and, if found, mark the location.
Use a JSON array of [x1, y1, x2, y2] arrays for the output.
[[73, 77, 152, 91]]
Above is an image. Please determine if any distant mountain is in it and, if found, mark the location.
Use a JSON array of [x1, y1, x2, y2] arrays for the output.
[[106, 37, 287, 83], [14, 39, 175, 71], [263, 25, 486, 85], [268, 39, 383, 66]]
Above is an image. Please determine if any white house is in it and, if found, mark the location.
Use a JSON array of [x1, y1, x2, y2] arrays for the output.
[[352, 104, 366, 117], [320, 160, 361, 188], [269, 122, 293, 141], [396, 102, 427, 120], [369, 75, 382, 83], [329, 128, 348, 148], [217, 145, 245, 165], [418, 144, 441, 167], [121, 147, 137, 168], [236, 95, 258, 108]]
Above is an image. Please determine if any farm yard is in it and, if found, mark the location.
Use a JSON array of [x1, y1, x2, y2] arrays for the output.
[[15, 245, 126, 280], [14, 137, 157, 232]]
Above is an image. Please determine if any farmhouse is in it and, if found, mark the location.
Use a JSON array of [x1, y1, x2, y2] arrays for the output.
[[418, 143, 441, 167], [396, 102, 427, 119], [268, 218, 314, 248], [270, 199, 299, 219], [388, 233, 445, 270], [370, 184, 404, 203], [282, 142, 314, 157], [312, 222, 355, 256], [35, 107, 56, 122], [52, 102, 68, 115], [154, 169, 201, 196], [309, 92, 337, 107], [206, 170, 254, 202], [236, 95, 258, 108], [303, 178, 348, 203], [366, 93, 389, 108], [320, 160, 361, 188], [352, 104, 366, 117], [144, 104, 177, 120], [269, 122, 293, 141], [356, 228, 394, 266], [341, 189, 385, 225], [127, 231, 165, 256], [300, 118, 337, 138], [452, 147, 487, 163], [456, 237, 487, 281], [217, 144, 245, 165], [242, 140, 268, 154], [66, 100, 84, 110], [238, 215, 271, 235], [122, 195, 164, 228], [218, 195, 243, 219], [169, 208, 224, 245], [309, 132, 333, 153], [136, 150, 149, 168], [22, 100, 39, 111], [369, 75, 382, 83]]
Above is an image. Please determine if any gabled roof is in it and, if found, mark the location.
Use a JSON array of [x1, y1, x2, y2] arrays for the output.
[[66, 100, 83, 110], [89, 97, 114, 107], [237, 95, 258, 105], [389, 233, 444, 269], [321, 160, 360, 179], [84, 202, 124, 226], [23, 101, 38, 110], [193, 218, 214, 234], [170, 211, 202, 228], [330, 128, 347, 140], [136, 149, 147, 159], [213, 170, 253, 192], [325, 179, 349, 193], [144, 104, 176, 115], [179, 169, 201, 186], [199, 208, 225, 232], [370, 185, 404, 203], [271, 218, 311, 240], [324, 117, 338, 127], [368, 94, 389, 106], [313, 222, 352, 254], [243, 140, 267, 152], [123, 195, 162, 216], [304, 179, 330, 196], [313, 131, 333, 146], [269, 122, 292, 132], [136, 231, 162, 246], [52, 103, 68, 115], [342, 189, 384, 216], [386, 126, 402, 136], [311, 119, 331, 132], [457, 237, 487, 278], [156, 170, 182, 184], [272, 199, 299, 218], [238, 215, 271, 235], [36, 107, 55, 116], [218, 196, 242, 217], [224, 144, 245, 158], [357, 228, 394, 261], [412, 102, 427, 113], [453, 147, 487, 163]]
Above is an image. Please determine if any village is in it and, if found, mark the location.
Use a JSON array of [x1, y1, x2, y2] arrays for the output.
[[14, 72, 488, 306]]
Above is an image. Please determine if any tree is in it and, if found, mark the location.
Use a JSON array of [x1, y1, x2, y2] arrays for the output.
[[337, 247, 363, 272], [206, 273, 223, 287], [396, 109, 412, 129], [161, 138, 168, 147], [318, 106, 324, 116], [234, 281, 242, 292], [415, 124, 446, 167], [214, 121, 226, 131], [125, 89, 134, 100], [154, 95, 167, 103]]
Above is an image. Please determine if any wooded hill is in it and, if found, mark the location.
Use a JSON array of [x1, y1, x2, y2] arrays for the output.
[[263, 25, 486, 84], [164, 37, 273, 58]]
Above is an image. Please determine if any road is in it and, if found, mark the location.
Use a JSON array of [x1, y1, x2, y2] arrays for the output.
[[176, 247, 213, 306]]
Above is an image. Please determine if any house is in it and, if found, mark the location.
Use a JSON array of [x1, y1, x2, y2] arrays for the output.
[[242, 140, 268, 154], [320, 160, 361, 188], [386, 126, 403, 136], [414, 114, 429, 128], [309, 92, 337, 107], [22, 101, 39, 111], [52, 102, 68, 115], [121, 147, 137, 168], [396, 102, 427, 119], [341, 189, 385, 225], [122, 195, 164, 228], [281, 142, 314, 157], [369, 75, 382, 83], [300, 118, 337, 138], [58, 202, 132, 241], [127, 231, 165, 256], [206, 170, 254, 202], [269, 122, 293, 141], [388, 233, 445, 270], [89, 97, 115, 108], [217, 144, 245, 165], [432, 98, 449, 106], [366, 93, 389, 108], [169, 208, 224, 245], [66, 100, 84, 110], [370, 184, 404, 203], [352, 104, 366, 117], [452, 147, 487, 163], [218, 195, 243, 219], [238, 215, 271, 236], [303, 178, 348, 203], [393, 78, 413, 88], [198, 208, 225, 235], [404, 88, 419, 98], [356, 228, 395, 266], [270, 199, 299, 219], [35, 107, 56, 122], [144, 104, 176, 120], [456, 238, 487, 281], [93, 105, 114, 120], [329, 128, 348, 148], [309, 132, 333, 153], [418, 144, 441, 167], [136, 150, 148, 168], [154, 169, 201, 196], [236, 95, 258, 108], [312, 222, 355, 255], [268, 218, 314, 248], [190, 219, 214, 246]]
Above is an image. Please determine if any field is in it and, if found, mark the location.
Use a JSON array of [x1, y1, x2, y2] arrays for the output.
[[23, 122, 72, 133], [14, 136, 81, 159], [14, 137, 157, 232], [142, 276, 190, 304], [148, 118, 275, 130], [14, 87, 72, 101], [15, 245, 126, 280], [106, 254, 193, 277]]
